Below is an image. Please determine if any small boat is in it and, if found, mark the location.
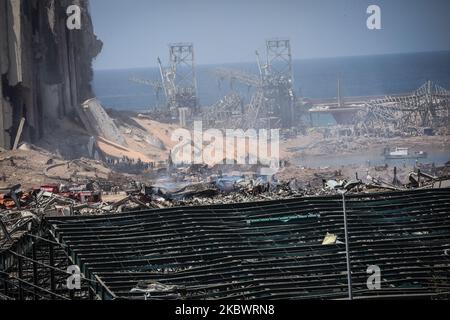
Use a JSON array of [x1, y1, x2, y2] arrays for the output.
[[383, 147, 428, 160]]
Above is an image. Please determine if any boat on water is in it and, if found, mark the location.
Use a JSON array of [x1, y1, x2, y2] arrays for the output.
[[383, 147, 428, 160]]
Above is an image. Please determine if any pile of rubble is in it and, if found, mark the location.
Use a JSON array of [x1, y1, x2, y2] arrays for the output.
[[0, 181, 137, 245], [145, 178, 305, 207], [2, 157, 450, 247]]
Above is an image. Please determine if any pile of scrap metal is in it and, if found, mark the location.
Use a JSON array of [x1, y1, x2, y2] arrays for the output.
[[0, 182, 173, 259], [317, 164, 450, 195], [0, 209, 38, 250], [0, 186, 39, 250], [365, 163, 450, 191], [408, 169, 450, 189], [141, 176, 306, 208], [0, 183, 103, 214], [142, 165, 450, 208]]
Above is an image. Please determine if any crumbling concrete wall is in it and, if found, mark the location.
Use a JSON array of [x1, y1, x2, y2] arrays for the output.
[[0, 0, 102, 150], [81, 98, 127, 147]]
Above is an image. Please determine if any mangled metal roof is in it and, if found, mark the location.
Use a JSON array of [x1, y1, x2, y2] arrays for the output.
[[47, 188, 450, 300]]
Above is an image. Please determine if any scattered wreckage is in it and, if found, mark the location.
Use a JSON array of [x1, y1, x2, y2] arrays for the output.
[[1, 161, 449, 243], [42, 187, 450, 300], [2, 162, 449, 235], [0, 162, 450, 300]]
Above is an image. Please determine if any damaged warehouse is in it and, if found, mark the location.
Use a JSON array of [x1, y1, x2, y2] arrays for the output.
[[1, 188, 450, 300]]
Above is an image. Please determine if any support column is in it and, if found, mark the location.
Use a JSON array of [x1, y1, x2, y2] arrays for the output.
[[49, 243, 55, 293], [18, 255, 24, 300], [32, 241, 38, 300]]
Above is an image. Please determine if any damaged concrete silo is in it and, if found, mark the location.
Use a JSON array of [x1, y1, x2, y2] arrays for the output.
[[0, 0, 103, 150]]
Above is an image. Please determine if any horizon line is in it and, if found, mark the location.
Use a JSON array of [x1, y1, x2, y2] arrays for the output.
[[93, 49, 450, 72]]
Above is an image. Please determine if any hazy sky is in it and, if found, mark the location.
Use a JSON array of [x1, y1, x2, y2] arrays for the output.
[[89, 0, 450, 70]]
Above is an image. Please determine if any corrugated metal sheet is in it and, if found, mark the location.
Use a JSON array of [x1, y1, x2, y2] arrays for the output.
[[47, 188, 450, 300]]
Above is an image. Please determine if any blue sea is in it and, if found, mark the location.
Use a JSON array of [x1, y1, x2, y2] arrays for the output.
[[93, 51, 450, 111]]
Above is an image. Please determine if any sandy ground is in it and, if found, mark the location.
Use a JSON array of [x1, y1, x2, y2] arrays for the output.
[[0, 146, 114, 190], [106, 117, 280, 166], [0, 148, 56, 189], [2, 113, 449, 191], [102, 192, 128, 203], [96, 117, 181, 163], [118, 117, 450, 165]]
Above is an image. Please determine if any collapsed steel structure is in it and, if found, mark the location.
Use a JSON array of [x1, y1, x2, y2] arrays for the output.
[[2, 188, 448, 300], [0, 230, 94, 300], [355, 81, 450, 136], [204, 39, 296, 130], [128, 43, 199, 126], [157, 43, 199, 125]]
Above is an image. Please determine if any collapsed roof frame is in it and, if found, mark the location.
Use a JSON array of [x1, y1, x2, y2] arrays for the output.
[[42, 188, 450, 300]]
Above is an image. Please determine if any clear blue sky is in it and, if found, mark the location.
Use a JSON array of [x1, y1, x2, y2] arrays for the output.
[[89, 0, 450, 70]]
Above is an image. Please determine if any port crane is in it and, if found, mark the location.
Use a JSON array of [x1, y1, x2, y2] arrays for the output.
[[207, 39, 296, 129], [214, 67, 261, 92], [128, 76, 164, 109]]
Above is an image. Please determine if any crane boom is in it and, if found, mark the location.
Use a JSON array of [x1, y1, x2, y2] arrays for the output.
[[214, 67, 261, 88]]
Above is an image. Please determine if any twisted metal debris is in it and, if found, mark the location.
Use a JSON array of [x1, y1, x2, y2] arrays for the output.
[[44, 188, 450, 300], [355, 81, 450, 136]]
